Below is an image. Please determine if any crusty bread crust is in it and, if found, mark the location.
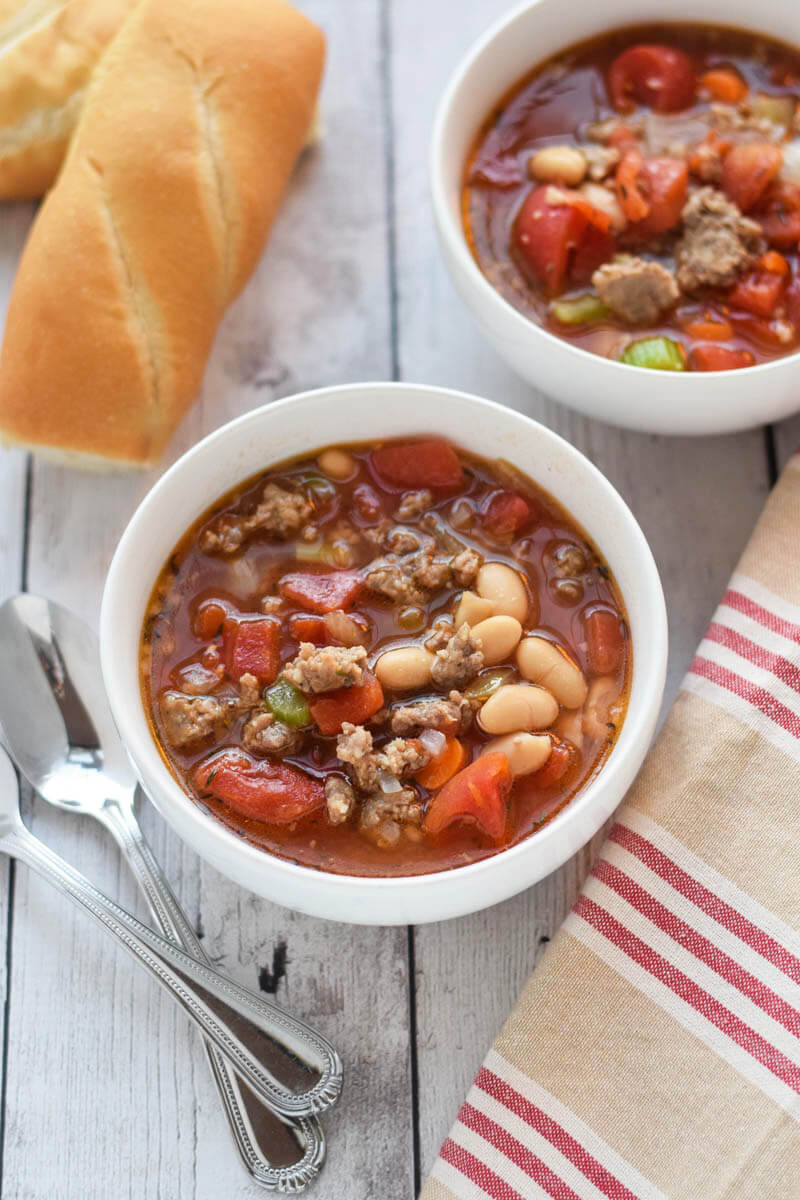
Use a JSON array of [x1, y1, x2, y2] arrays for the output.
[[0, 0, 325, 465], [0, 0, 136, 199]]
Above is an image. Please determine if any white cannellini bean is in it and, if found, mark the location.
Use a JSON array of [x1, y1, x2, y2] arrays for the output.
[[516, 636, 587, 709], [476, 562, 529, 624], [583, 675, 622, 741], [481, 732, 551, 777], [318, 447, 357, 480], [375, 645, 434, 690], [470, 615, 522, 666], [478, 683, 558, 735], [529, 145, 587, 186], [454, 590, 495, 627]]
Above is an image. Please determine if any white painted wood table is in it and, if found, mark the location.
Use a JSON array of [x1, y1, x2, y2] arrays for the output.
[[0, 2, 797, 1196]]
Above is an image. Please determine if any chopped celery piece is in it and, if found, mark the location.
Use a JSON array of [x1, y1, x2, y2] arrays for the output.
[[464, 667, 516, 702], [620, 336, 686, 371], [398, 605, 426, 631], [751, 93, 796, 127], [264, 678, 310, 727], [550, 294, 611, 326], [295, 539, 335, 564]]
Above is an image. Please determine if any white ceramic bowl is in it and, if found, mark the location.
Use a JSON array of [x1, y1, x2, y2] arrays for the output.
[[101, 383, 667, 925], [430, 0, 800, 436]]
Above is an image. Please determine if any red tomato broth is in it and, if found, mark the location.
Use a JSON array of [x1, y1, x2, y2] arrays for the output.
[[140, 439, 631, 878], [463, 23, 800, 370]]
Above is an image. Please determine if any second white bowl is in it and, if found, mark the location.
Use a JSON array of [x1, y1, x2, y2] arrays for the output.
[[430, 0, 800, 435]]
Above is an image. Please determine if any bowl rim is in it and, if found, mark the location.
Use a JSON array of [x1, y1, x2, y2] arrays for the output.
[[101, 381, 668, 901], [428, 0, 800, 382]]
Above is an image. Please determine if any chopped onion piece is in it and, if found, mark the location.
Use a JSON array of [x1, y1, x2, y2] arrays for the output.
[[419, 729, 447, 757], [323, 609, 367, 646], [377, 769, 403, 793], [780, 139, 800, 185]]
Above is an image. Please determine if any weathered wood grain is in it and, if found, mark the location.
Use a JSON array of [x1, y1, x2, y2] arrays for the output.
[[386, 0, 772, 1178], [1, 2, 414, 1196]]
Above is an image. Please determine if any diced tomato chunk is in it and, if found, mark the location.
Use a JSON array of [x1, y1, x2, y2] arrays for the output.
[[193, 749, 324, 823], [728, 269, 786, 318], [289, 614, 331, 645], [755, 182, 800, 248], [688, 345, 756, 371], [608, 44, 696, 113], [423, 752, 513, 841], [514, 185, 588, 295], [635, 157, 688, 234], [721, 143, 783, 213], [570, 226, 617, 284], [309, 674, 385, 736], [617, 153, 688, 234], [193, 600, 228, 640], [415, 738, 467, 790], [483, 490, 535, 540], [221, 617, 280, 685], [585, 609, 625, 675], [531, 741, 576, 789], [370, 439, 464, 490], [279, 570, 363, 614]]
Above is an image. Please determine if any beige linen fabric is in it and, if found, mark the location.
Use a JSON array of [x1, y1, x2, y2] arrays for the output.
[[422, 456, 800, 1200]]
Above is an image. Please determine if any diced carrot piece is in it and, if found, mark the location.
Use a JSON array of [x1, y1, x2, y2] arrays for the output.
[[415, 738, 467, 790], [193, 749, 324, 823], [585, 609, 625, 675], [193, 600, 228, 640], [279, 570, 363, 614], [371, 439, 464, 490], [288, 614, 331, 645], [728, 270, 786, 318], [721, 143, 783, 212], [682, 317, 733, 341], [221, 617, 280, 685], [483, 490, 535, 540], [423, 752, 513, 841], [531, 741, 576, 789], [759, 250, 790, 276], [688, 345, 756, 371], [616, 150, 650, 222], [309, 674, 385, 736], [699, 68, 748, 103]]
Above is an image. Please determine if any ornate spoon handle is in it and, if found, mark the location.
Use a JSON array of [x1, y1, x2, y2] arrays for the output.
[[99, 796, 326, 1191], [1, 824, 342, 1119]]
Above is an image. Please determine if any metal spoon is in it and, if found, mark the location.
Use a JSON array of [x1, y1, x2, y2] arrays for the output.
[[0, 595, 341, 1190]]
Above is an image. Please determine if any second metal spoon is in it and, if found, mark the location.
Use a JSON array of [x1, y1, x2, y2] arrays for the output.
[[0, 593, 337, 1191]]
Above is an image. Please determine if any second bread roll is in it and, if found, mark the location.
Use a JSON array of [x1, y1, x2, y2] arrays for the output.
[[0, 0, 325, 465], [0, 0, 136, 199]]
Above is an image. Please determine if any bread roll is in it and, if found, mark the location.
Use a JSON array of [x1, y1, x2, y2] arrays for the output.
[[0, 0, 325, 465], [0, 0, 135, 199]]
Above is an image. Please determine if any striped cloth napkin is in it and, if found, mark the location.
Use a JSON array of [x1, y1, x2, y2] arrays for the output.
[[422, 454, 800, 1200]]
